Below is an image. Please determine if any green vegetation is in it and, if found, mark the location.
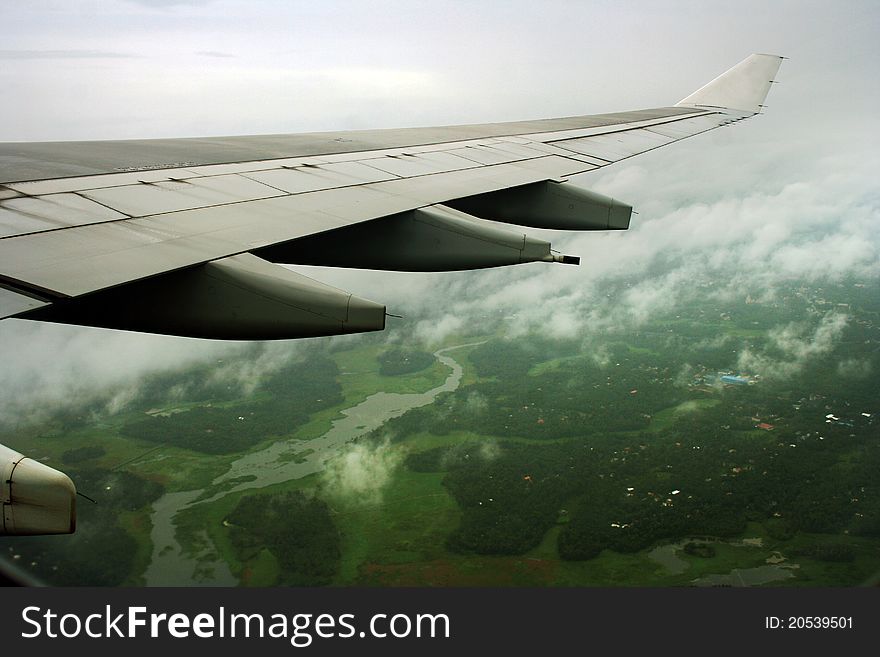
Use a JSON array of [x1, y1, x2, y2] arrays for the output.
[[683, 542, 716, 558], [61, 445, 106, 464], [378, 348, 434, 376], [2, 278, 879, 587], [119, 355, 343, 454], [332, 345, 448, 403], [328, 468, 460, 584], [227, 491, 340, 585]]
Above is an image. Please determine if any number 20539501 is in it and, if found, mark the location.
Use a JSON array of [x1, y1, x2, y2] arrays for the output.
[[765, 616, 853, 630]]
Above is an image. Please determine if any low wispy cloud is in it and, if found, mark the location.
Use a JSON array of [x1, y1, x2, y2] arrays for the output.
[[737, 312, 849, 381], [321, 439, 401, 506], [837, 357, 872, 380], [0, 325, 211, 425], [206, 341, 304, 397], [0, 320, 298, 428]]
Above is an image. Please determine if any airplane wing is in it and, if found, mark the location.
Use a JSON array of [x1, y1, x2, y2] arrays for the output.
[[0, 53, 783, 341], [1, 53, 784, 537]]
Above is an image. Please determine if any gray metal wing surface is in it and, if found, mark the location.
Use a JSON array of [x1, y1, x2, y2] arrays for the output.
[[0, 54, 783, 340]]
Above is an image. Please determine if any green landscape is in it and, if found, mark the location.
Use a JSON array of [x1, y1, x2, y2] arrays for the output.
[[1, 277, 878, 587]]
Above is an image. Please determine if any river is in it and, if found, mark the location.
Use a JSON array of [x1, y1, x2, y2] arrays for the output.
[[143, 341, 482, 586], [649, 539, 798, 586]]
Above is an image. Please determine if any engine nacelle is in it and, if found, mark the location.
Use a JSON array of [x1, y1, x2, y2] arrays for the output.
[[447, 180, 632, 231], [1, 444, 76, 536], [25, 253, 386, 340], [257, 204, 580, 271]]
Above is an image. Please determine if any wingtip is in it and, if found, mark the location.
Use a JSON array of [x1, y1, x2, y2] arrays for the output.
[[676, 53, 785, 114]]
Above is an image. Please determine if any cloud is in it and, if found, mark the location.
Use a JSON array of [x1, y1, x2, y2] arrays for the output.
[[674, 364, 695, 388], [0, 320, 308, 429], [770, 313, 849, 361], [478, 440, 500, 462], [464, 391, 488, 415], [438, 440, 501, 470], [0, 321, 225, 426], [321, 438, 400, 506], [413, 314, 464, 346], [205, 341, 305, 397], [589, 344, 612, 368], [736, 313, 849, 380]]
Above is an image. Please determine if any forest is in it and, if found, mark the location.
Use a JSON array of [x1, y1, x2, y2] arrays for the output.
[[118, 355, 343, 454], [391, 279, 880, 562], [227, 491, 340, 585]]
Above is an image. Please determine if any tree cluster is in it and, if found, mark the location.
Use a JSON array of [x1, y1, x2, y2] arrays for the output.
[[227, 491, 340, 585]]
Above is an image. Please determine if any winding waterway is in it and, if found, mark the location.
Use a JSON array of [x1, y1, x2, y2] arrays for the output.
[[143, 342, 482, 586]]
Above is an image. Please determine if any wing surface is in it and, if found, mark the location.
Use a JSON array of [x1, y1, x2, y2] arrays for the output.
[[0, 54, 783, 339]]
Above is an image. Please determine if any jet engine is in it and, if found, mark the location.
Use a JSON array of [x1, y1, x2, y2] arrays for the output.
[[0, 443, 76, 536]]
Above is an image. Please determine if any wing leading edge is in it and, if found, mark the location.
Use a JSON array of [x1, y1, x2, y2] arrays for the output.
[[0, 54, 783, 340]]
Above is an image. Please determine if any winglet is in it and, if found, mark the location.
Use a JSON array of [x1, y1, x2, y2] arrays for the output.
[[676, 53, 784, 114]]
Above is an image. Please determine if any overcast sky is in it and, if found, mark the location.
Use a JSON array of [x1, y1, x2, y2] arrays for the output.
[[1, 0, 876, 140], [1, 0, 878, 425]]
